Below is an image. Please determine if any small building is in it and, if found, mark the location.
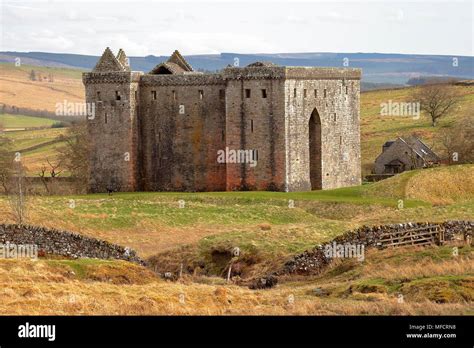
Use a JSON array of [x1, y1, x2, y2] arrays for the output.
[[374, 136, 440, 175]]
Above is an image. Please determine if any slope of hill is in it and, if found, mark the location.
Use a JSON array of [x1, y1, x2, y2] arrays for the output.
[[1, 243, 472, 315], [2, 51, 473, 85], [360, 85, 474, 175], [362, 165, 474, 205], [0, 62, 84, 113]]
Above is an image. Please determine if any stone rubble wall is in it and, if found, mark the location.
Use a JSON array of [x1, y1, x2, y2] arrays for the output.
[[0, 224, 145, 264], [252, 220, 473, 289]]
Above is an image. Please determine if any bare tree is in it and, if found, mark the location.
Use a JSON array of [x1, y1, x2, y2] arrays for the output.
[[38, 158, 62, 194], [413, 84, 460, 127], [8, 160, 28, 224], [58, 122, 90, 192], [438, 115, 474, 164], [0, 123, 13, 194]]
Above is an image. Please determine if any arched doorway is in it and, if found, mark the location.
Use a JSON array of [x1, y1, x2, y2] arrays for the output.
[[309, 108, 322, 190]]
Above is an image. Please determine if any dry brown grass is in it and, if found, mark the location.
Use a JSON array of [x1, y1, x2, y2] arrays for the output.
[[0, 258, 472, 315], [405, 165, 474, 205], [0, 64, 84, 112]]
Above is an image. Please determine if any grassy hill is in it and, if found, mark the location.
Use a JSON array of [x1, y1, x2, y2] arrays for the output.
[[2, 128, 69, 175], [0, 243, 471, 315], [1, 62, 472, 177], [0, 62, 84, 113], [0, 114, 58, 129], [0, 164, 472, 259], [360, 85, 474, 175]]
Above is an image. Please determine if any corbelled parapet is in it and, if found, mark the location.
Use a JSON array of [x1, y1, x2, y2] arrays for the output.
[[222, 63, 286, 80], [82, 71, 143, 85], [285, 67, 361, 80], [222, 62, 361, 80], [140, 73, 225, 86]]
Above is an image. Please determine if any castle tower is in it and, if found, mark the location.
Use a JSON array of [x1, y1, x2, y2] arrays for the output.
[[82, 47, 142, 192]]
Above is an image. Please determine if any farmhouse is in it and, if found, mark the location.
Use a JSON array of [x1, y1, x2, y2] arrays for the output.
[[374, 136, 440, 175], [83, 48, 362, 192]]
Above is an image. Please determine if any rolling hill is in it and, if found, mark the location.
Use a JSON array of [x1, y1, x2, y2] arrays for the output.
[[2, 51, 473, 86]]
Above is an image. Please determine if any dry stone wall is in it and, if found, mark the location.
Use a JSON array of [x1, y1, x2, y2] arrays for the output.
[[0, 224, 144, 264], [252, 220, 473, 289]]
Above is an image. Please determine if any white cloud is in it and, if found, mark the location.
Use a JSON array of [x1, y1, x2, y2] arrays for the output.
[[0, 0, 472, 56]]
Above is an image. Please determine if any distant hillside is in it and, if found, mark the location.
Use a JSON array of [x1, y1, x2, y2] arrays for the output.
[[1, 51, 473, 86]]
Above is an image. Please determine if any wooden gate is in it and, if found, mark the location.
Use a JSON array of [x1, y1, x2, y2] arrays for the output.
[[377, 225, 445, 248]]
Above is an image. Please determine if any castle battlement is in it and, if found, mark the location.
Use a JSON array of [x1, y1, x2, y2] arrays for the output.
[[83, 48, 361, 193]]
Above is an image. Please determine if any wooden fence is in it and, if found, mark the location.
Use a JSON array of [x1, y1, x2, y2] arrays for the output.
[[377, 225, 444, 248]]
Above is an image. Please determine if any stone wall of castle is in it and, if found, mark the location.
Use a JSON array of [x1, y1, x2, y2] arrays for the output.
[[83, 50, 362, 193], [83, 71, 142, 192], [223, 66, 287, 190], [138, 75, 227, 191], [284, 68, 361, 191]]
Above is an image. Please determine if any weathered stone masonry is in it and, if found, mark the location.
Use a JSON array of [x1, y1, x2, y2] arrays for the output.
[[83, 48, 362, 193], [0, 224, 144, 264]]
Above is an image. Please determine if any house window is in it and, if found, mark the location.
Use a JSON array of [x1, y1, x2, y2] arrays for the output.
[[250, 119, 254, 133], [115, 91, 121, 101], [199, 90, 204, 99], [261, 89, 267, 98], [97, 91, 101, 101], [151, 91, 157, 100], [333, 113, 337, 122], [293, 88, 297, 97], [314, 89, 317, 98], [303, 89, 307, 98], [245, 89, 251, 98], [104, 112, 108, 124], [345, 86, 349, 94], [324, 89, 327, 98], [219, 89, 225, 100], [172, 90, 176, 100]]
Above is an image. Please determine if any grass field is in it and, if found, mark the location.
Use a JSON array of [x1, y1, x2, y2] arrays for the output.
[[2, 127, 69, 175], [0, 63, 84, 112], [0, 244, 471, 315], [0, 114, 58, 129], [360, 85, 474, 174], [0, 64, 472, 315]]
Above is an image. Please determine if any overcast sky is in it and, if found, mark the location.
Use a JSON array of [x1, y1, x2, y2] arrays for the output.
[[0, 0, 472, 56]]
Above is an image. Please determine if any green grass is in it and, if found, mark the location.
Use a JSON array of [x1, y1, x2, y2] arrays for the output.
[[360, 85, 474, 175], [0, 114, 57, 129]]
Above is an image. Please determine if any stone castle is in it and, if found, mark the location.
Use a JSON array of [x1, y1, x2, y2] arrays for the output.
[[83, 48, 361, 193]]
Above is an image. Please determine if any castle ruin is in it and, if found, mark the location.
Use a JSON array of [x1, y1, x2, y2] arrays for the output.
[[83, 48, 361, 192]]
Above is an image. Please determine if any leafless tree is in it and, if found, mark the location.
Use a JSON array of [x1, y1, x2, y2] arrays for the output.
[[0, 123, 13, 194], [58, 122, 90, 192], [8, 160, 28, 224], [438, 115, 474, 164], [413, 83, 460, 127], [38, 159, 62, 194]]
